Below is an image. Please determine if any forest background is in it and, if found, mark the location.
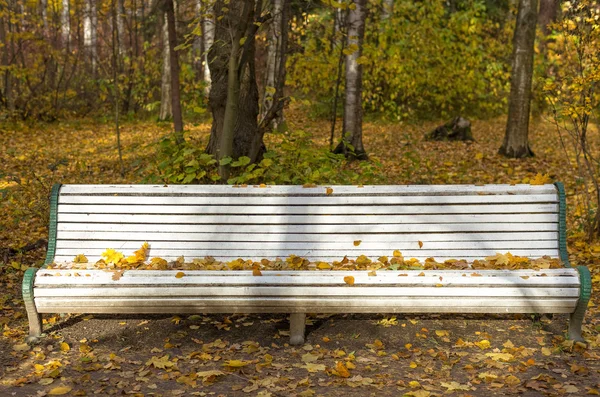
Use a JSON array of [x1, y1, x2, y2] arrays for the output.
[[1, 0, 600, 395]]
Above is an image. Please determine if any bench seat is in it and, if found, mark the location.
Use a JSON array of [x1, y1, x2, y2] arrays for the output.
[[23, 183, 592, 344]]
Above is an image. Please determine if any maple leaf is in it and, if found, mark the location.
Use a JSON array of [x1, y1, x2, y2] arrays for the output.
[[530, 173, 551, 185], [485, 352, 514, 362], [222, 359, 251, 368], [102, 248, 124, 265], [302, 363, 326, 372], [146, 355, 175, 369], [73, 254, 88, 263], [196, 370, 225, 384], [126, 242, 149, 264], [334, 361, 350, 378], [441, 381, 471, 391]]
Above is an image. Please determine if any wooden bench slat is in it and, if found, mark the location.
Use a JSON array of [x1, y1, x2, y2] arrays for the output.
[[37, 269, 578, 278], [54, 231, 560, 243], [35, 297, 578, 314], [54, 239, 559, 251], [52, 248, 560, 261], [58, 194, 560, 206], [57, 203, 560, 215], [54, 223, 559, 234], [34, 270, 579, 287], [34, 286, 580, 298], [58, 184, 559, 195], [56, 213, 560, 225]]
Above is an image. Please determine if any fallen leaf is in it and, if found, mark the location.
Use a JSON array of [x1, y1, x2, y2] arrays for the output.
[[334, 361, 350, 378], [73, 254, 88, 263], [344, 276, 355, 286], [48, 386, 72, 395], [175, 272, 185, 278], [223, 359, 251, 368]]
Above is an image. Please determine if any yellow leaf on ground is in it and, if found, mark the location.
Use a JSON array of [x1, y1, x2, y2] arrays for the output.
[[146, 355, 175, 369], [530, 173, 551, 185], [48, 386, 72, 395], [475, 339, 491, 349], [252, 267, 262, 276], [60, 342, 70, 352], [441, 381, 471, 391], [485, 352, 514, 362], [353, 240, 361, 246], [418, 240, 423, 248], [302, 363, 326, 372], [335, 361, 350, 378], [344, 276, 355, 286], [175, 272, 185, 278], [223, 359, 251, 367], [326, 187, 333, 195]]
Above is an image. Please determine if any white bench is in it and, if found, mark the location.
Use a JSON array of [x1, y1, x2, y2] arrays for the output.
[[23, 184, 591, 344]]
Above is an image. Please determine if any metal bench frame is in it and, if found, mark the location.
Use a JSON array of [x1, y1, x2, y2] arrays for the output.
[[23, 183, 592, 344]]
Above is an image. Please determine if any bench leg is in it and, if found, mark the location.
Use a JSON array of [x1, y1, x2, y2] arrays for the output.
[[569, 266, 592, 342], [22, 268, 43, 342], [289, 313, 306, 345]]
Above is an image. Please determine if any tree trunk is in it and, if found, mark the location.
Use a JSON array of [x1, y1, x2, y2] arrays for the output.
[[117, 0, 126, 57], [40, 0, 48, 33], [193, 0, 202, 76], [1, 2, 14, 112], [61, 0, 70, 46], [0, 8, 8, 110], [261, 0, 287, 129], [159, 13, 172, 120], [334, 0, 367, 160], [201, 0, 215, 96], [499, 0, 538, 158], [206, 0, 264, 167], [164, 0, 184, 143], [84, 0, 98, 75], [382, 0, 394, 20], [538, 0, 558, 37]]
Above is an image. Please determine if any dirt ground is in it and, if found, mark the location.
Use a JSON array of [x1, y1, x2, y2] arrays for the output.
[[1, 287, 599, 397]]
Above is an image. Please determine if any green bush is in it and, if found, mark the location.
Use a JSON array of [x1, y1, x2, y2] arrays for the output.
[[146, 129, 383, 185]]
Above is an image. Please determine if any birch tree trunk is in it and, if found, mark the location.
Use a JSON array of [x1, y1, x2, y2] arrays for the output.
[[61, 0, 70, 46], [84, 0, 98, 74], [159, 13, 172, 120], [261, 0, 287, 129], [499, 0, 538, 158], [333, 0, 367, 160], [117, 0, 126, 57], [40, 0, 48, 33], [164, 0, 184, 144], [201, 0, 215, 96], [193, 0, 202, 76], [382, 0, 394, 20]]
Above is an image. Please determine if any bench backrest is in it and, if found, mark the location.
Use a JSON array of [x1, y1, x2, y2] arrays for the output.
[[50, 184, 563, 263]]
